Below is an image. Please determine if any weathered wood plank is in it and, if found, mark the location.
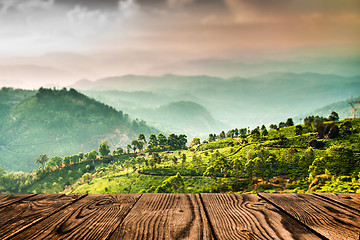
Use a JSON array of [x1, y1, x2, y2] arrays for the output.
[[201, 193, 322, 240], [314, 193, 360, 212], [110, 193, 213, 240], [259, 193, 360, 240], [0, 194, 35, 208], [12, 194, 140, 240], [0, 193, 85, 239]]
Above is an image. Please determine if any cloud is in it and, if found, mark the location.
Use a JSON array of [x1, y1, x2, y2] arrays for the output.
[[67, 5, 108, 25], [0, 0, 54, 14], [118, 0, 140, 17]]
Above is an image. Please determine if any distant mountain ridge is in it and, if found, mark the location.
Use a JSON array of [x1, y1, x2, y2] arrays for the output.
[[73, 72, 360, 128], [294, 98, 358, 122], [133, 101, 227, 137]]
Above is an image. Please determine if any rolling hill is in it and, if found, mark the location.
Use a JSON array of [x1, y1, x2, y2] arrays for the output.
[[0, 87, 158, 172], [132, 101, 226, 137]]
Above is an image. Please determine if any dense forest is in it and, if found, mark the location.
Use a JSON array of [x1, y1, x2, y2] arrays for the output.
[[0, 87, 157, 171], [1, 111, 359, 195]]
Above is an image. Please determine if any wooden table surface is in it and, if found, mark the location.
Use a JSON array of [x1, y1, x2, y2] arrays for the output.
[[0, 193, 359, 240]]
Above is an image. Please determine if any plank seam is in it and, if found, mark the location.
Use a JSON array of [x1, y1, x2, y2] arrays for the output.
[[3, 193, 88, 240], [199, 193, 218, 240], [313, 193, 360, 215], [105, 194, 143, 240], [0, 194, 37, 209], [257, 194, 330, 240]]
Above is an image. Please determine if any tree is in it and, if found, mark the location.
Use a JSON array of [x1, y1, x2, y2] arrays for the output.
[[126, 144, 132, 154], [190, 137, 201, 147], [99, 140, 110, 156], [113, 147, 123, 155], [63, 156, 71, 165], [234, 128, 239, 137], [261, 125, 267, 132], [178, 134, 187, 149], [167, 134, 178, 150], [226, 130, 235, 138], [239, 128, 247, 137], [158, 133, 167, 149], [148, 134, 158, 150], [279, 122, 286, 128], [326, 145, 355, 175], [286, 118, 294, 127], [261, 128, 268, 137], [71, 154, 80, 164], [219, 131, 225, 140], [50, 156, 62, 168], [138, 133, 146, 143], [208, 134, 216, 142], [250, 127, 260, 140], [295, 125, 303, 135], [326, 124, 339, 139], [131, 140, 139, 153], [328, 111, 339, 121], [269, 124, 278, 130], [85, 150, 98, 160], [35, 154, 49, 168], [137, 140, 144, 152]]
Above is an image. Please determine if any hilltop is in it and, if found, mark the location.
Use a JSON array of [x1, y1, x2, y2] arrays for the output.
[[0, 87, 157, 171]]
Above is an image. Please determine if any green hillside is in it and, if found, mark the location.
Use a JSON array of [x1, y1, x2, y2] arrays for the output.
[[0, 87, 157, 172], [1, 115, 359, 195]]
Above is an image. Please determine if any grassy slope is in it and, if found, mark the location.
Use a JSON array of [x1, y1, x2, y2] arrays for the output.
[[20, 119, 360, 194]]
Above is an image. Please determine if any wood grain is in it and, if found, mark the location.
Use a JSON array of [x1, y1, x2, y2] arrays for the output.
[[0, 194, 35, 208], [0, 194, 85, 239], [110, 193, 213, 240], [201, 193, 322, 240], [12, 194, 140, 240], [259, 193, 360, 240], [314, 193, 360, 212]]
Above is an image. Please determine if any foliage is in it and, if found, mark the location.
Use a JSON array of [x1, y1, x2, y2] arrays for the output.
[[2, 117, 360, 195], [99, 140, 110, 156]]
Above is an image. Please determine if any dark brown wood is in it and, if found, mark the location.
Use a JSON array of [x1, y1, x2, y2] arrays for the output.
[[201, 193, 322, 240], [12, 194, 140, 240], [110, 193, 213, 240], [0, 194, 35, 208], [0, 194, 85, 239], [314, 193, 360, 212], [259, 193, 360, 240]]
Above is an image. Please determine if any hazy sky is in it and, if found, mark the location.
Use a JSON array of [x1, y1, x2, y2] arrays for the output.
[[0, 0, 359, 88]]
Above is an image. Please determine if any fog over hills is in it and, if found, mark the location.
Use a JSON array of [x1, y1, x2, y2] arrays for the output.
[[73, 72, 360, 129]]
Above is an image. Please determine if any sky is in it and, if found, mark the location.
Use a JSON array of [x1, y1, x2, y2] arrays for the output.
[[0, 0, 359, 88]]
